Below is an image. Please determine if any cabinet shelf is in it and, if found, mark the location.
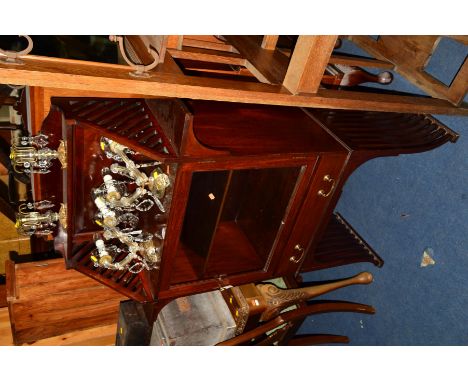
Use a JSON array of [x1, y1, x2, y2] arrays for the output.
[[188, 100, 345, 155], [171, 166, 303, 285], [204, 221, 265, 277], [170, 244, 205, 284], [171, 222, 265, 285], [301, 212, 384, 272]]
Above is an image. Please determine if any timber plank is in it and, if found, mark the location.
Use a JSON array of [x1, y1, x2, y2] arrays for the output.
[[283, 35, 337, 94], [12, 287, 122, 319], [183, 37, 237, 53], [14, 311, 119, 344], [0, 284, 6, 308], [350, 35, 468, 106], [446, 58, 468, 105], [225, 35, 289, 84], [13, 300, 120, 331], [15, 260, 77, 286], [261, 35, 279, 50], [329, 54, 394, 69], [1, 55, 467, 114], [168, 47, 246, 66], [167, 35, 183, 49], [5, 259, 16, 301], [14, 257, 65, 271], [17, 277, 111, 300]]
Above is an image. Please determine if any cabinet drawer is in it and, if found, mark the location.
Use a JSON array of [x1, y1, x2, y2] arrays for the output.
[[275, 154, 348, 275]]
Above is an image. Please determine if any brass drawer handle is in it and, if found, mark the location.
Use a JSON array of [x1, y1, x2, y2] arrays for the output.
[[290, 244, 305, 263], [317, 174, 335, 198]]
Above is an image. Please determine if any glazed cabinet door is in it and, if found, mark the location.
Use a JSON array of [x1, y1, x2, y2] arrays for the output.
[[160, 158, 319, 292], [275, 153, 348, 275]]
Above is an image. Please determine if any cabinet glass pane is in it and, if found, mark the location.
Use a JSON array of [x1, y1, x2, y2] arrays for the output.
[[171, 166, 303, 284]]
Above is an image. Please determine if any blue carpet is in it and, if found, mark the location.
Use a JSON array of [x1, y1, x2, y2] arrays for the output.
[[299, 38, 468, 345]]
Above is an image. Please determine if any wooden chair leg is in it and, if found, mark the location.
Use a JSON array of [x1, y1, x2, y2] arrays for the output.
[[303, 300, 376, 315], [255, 323, 293, 346], [288, 334, 349, 346], [217, 301, 375, 346]]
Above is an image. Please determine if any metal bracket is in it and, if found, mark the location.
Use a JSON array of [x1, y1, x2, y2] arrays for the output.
[[57, 140, 67, 169], [109, 35, 159, 78], [0, 35, 33, 65], [58, 203, 67, 229]]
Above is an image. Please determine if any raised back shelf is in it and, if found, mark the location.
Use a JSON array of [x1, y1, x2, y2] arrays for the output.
[[187, 100, 345, 155]]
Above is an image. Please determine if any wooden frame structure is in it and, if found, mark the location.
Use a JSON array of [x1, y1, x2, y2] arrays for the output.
[[350, 35, 468, 106], [0, 35, 467, 125]]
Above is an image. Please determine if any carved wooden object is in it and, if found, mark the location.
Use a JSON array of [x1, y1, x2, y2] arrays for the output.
[[255, 271, 373, 321]]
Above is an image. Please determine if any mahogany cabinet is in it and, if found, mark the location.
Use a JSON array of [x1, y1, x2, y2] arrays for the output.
[[32, 96, 457, 315]]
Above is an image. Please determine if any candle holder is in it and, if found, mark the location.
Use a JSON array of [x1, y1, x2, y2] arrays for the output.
[[93, 174, 155, 212], [100, 137, 170, 212], [10, 133, 67, 174], [15, 201, 65, 236], [91, 229, 161, 273]]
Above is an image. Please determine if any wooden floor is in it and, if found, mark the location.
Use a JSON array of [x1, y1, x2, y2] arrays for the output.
[[6, 258, 126, 345], [0, 307, 13, 345]]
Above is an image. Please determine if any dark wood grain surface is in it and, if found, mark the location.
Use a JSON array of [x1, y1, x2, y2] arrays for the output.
[[30, 95, 456, 309]]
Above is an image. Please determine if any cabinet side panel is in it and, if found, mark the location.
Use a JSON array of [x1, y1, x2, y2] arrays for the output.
[[146, 98, 191, 156]]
